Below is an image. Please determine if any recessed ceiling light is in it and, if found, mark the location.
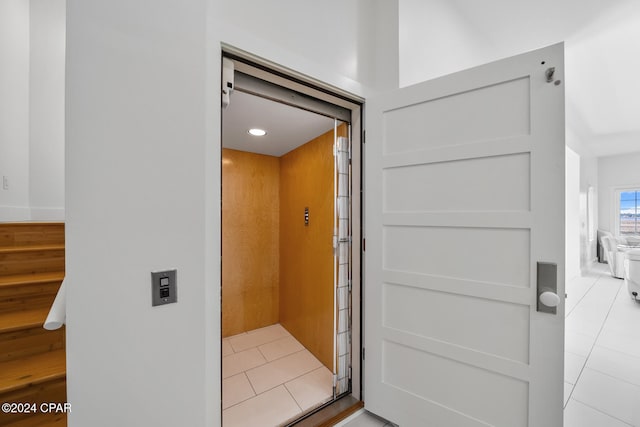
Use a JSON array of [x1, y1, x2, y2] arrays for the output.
[[248, 128, 267, 136]]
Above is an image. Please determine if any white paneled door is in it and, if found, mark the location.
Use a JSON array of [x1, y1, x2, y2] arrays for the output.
[[364, 43, 565, 426]]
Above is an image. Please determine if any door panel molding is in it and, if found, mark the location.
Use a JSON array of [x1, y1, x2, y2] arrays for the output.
[[364, 43, 565, 426]]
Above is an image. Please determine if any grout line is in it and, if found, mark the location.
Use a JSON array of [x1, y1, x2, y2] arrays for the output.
[[565, 271, 604, 318], [258, 338, 311, 363], [581, 365, 640, 389], [281, 364, 332, 389], [256, 337, 303, 361], [245, 360, 331, 399], [256, 345, 268, 361], [566, 273, 624, 407], [597, 341, 640, 361], [230, 324, 293, 353], [222, 325, 333, 425], [247, 361, 328, 397], [564, 349, 590, 359], [563, 383, 573, 409], [283, 382, 304, 413], [222, 372, 258, 412], [244, 371, 258, 397], [569, 397, 634, 426], [221, 338, 235, 356]]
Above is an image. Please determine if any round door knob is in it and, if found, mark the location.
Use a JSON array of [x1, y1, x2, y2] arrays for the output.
[[539, 291, 560, 307]]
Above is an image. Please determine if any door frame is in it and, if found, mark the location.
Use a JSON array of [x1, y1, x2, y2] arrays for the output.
[[219, 45, 365, 406]]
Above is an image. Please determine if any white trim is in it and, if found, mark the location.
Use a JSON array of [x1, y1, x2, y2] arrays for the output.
[[0, 206, 32, 221], [219, 47, 364, 406], [30, 207, 65, 221]]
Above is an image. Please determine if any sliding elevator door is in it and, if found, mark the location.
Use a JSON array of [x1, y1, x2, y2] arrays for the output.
[[333, 125, 352, 397]]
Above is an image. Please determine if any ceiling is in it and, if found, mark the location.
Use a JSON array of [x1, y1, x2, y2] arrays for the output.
[[222, 90, 335, 157], [225, 1, 640, 159], [443, 0, 640, 158]]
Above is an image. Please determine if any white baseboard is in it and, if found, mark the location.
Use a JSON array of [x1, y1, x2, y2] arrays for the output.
[[581, 258, 599, 275], [30, 207, 65, 221], [0, 206, 32, 222]]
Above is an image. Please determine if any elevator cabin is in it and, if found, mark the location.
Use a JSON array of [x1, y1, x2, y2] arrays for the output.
[[220, 59, 355, 426]]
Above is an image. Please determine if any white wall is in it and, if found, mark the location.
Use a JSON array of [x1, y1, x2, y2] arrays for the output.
[[598, 152, 640, 234], [399, 0, 491, 87], [65, 1, 398, 426], [29, 0, 65, 220], [66, 1, 215, 425], [0, 0, 66, 221], [566, 147, 581, 280], [0, 0, 31, 220], [220, 0, 398, 93]]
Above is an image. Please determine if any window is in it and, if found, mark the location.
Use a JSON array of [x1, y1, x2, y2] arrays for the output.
[[619, 190, 640, 235]]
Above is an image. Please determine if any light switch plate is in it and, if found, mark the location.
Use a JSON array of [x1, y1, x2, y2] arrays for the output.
[[151, 269, 177, 306]]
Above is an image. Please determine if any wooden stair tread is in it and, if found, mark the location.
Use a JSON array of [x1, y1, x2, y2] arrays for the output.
[[0, 307, 50, 334], [0, 272, 64, 288], [0, 245, 65, 254], [0, 223, 64, 250], [0, 350, 66, 394], [5, 413, 67, 427], [0, 222, 63, 227]]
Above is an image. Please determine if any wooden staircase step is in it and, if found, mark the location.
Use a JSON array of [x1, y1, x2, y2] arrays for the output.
[[0, 294, 57, 315], [0, 247, 65, 277], [0, 245, 65, 254], [0, 307, 50, 334], [0, 272, 65, 288], [0, 223, 64, 248], [0, 327, 65, 363], [0, 223, 67, 427], [4, 412, 67, 427], [0, 378, 67, 426], [0, 273, 63, 302], [0, 350, 66, 394]]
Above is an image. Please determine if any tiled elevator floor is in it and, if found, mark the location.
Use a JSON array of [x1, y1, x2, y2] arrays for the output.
[[222, 324, 334, 427]]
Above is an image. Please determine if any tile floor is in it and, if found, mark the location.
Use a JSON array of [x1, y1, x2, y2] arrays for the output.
[[223, 264, 640, 427], [222, 324, 334, 427], [334, 409, 396, 427], [341, 262, 640, 427], [334, 409, 395, 427], [564, 263, 640, 427]]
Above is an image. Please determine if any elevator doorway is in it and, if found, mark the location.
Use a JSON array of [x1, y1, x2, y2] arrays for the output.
[[220, 56, 361, 426]]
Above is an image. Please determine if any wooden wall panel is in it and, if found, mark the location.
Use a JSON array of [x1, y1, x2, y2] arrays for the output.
[[222, 149, 280, 337], [279, 125, 347, 370]]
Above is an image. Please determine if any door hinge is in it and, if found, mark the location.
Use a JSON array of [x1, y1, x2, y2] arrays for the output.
[[362, 347, 365, 361], [362, 238, 365, 251], [363, 130, 366, 144]]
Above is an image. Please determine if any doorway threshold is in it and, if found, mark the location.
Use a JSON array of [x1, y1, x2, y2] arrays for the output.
[[289, 395, 363, 427]]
